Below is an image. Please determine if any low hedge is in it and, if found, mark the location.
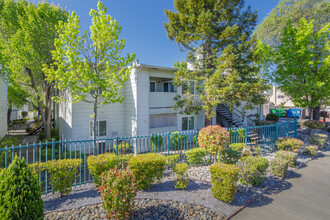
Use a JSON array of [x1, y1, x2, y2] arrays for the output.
[[276, 137, 304, 152], [302, 145, 318, 158], [87, 153, 131, 186], [229, 143, 246, 152], [308, 134, 327, 149], [238, 156, 269, 186], [185, 148, 207, 166], [275, 150, 298, 167], [218, 148, 241, 165], [128, 153, 166, 190], [151, 135, 163, 152], [165, 154, 180, 170], [303, 120, 325, 129], [174, 163, 189, 189], [270, 157, 289, 177], [170, 131, 187, 151], [114, 142, 130, 154], [210, 163, 239, 203]]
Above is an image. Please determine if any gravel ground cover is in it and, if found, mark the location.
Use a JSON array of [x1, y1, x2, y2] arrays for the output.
[[43, 128, 329, 219]]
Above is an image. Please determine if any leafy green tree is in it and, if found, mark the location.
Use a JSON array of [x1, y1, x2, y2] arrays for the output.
[[257, 18, 329, 120], [0, 0, 68, 138], [165, 0, 269, 125], [255, 0, 330, 46], [44, 1, 135, 140]]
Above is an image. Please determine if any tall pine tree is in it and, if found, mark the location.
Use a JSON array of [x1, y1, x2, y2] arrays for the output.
[[165, 0, 269, 125]]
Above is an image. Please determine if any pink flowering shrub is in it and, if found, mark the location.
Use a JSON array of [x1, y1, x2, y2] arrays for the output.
[[276, 137, 304, 152], [303, 120, 325, 129], [98, 168, 137, 220], [198, 125, 229, 161]]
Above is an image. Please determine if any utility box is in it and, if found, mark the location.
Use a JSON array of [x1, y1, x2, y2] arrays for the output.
[[287, 109, 301, 118], [271, 108, 287, 117]]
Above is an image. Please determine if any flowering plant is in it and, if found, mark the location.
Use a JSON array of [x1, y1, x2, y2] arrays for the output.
[[99, 168, 137, 219], [303, 120, 325, 129], [276, 137, 304, 152], [197, 125, 229, 160]]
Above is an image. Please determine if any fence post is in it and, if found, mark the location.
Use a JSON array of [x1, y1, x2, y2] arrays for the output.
[[167, 133, 170, 156], [294, 118, 298, 138], [116, 136, 119, 155], [52, 139, 55, 160], [275, 123, 278, 141], [245, 127, 248, 145]]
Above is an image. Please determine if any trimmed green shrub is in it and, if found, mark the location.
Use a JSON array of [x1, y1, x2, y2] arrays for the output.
[[87, 153, 131, 185], [304, 120, 325, 129], [128, 153, 166, 190], [39, 129, 59, 142], [238, 156, 269, 186], [165, 154, 180, 169], [45, 158, 82, 196], [302, 145, 318, 158], [275, 150, 298, 167], [21, 111, 28, 118], [210, 163, 239, 203], [230, 129, 246, 143], [308, 134, 327, 149], [0, 157, 44, 219], [276, 137, 304, 152], [198, 125, 229, 159], [266, 113, 279, 122], [270, 157, 289, 177], [174, 163, 189, 189], [99, 168, 137, 220], [114, 141, 130, 154], [170, 131, 187, 150], [151, 134, 163, 152], [229, 143, 246, 152], [218, 148, 241, 164], [185, 147, 207, 166]]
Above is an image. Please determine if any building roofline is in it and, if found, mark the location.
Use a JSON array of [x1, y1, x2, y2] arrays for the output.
[[139, 63, 177, 71]]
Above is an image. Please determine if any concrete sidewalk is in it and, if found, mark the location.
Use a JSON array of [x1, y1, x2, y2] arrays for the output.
[[232, 149, 330, 220]]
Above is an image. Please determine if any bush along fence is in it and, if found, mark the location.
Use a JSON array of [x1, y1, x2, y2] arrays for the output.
[[0, 119, 297, 194]]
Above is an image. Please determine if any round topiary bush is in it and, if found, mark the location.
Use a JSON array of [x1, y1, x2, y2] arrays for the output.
[[266, 113, 279, 122], [128, 153, 166, 190], [0, 156, 44, 219], [197, 125, 229, 162]]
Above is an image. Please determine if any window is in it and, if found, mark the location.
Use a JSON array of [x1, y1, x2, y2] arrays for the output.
[[278, 95, 284, 98], [163, 82, 176, 92], [149, 113, 176, 128], [150, 82, 156, 92], [90, 120, 107, 137], [182, 116, 194, 131], [182, 81, 195, 94]]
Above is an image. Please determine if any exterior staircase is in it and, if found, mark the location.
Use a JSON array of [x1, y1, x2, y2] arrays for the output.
[[216, 103, 255, 128]]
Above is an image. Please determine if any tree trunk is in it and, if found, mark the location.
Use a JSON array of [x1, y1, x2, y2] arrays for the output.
[[205, 113, 212, 126], [308, 106, 312, 120], [93, 95, 98, 154], [40, 84, 54, 139], [204, 40, 213, 126], [7, 102, 12, 125], [312, 103, 321, 121]]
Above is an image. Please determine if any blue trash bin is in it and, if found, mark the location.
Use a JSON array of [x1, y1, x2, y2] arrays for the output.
[[287, 109, 301, 118]]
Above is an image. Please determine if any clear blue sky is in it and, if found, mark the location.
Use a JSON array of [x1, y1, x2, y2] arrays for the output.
[[46, 0, 280, 67]]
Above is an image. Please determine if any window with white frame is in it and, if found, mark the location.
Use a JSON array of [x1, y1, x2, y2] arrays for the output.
[[181, 116, 194, 131], [150, 81, 156, 92], [149, 113, 176, 128], [90, 120, 107, 137], [182, 81, 195, 94]]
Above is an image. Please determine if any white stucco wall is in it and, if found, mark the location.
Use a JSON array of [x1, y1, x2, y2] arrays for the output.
[[58, 90, 73, 140], [0, 76, 8, 139]]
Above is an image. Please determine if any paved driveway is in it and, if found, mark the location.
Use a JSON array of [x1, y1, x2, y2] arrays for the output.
[[232, 148, 330, 220]]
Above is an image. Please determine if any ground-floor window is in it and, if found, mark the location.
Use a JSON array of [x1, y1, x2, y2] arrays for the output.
[[182, 116, 194, 131], [90, 120, 107, 137], [149, 113, 176, 128]]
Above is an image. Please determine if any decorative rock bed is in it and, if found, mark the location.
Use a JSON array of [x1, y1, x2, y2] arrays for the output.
[[43, 128, 329, 220]]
